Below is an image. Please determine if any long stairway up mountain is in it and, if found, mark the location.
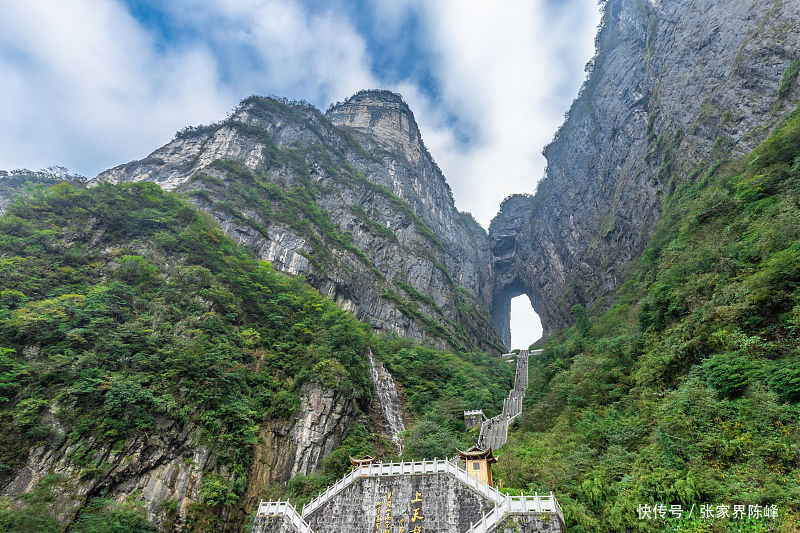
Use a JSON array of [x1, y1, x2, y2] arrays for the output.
[[476, 350, 532, 451]]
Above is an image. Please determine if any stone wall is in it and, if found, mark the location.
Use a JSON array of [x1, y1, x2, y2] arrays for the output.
[[252, 514, 300, 533], [302, 472, 494, 533], [497, 515, 563, 533]]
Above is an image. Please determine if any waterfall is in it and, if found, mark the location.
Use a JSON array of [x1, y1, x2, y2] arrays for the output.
[[367, 348, 406, 453]]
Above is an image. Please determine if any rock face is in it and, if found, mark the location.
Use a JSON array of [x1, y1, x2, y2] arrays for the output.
[[3, 412, 210, 531], [490, 0, 800, 336], [367, 348, 407, 453], [3, 384, 355, 532], [236, 383, 359, 531], [95, 91, 503, 352]]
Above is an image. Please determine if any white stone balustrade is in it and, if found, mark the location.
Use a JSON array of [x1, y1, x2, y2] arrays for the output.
[[255, 500, 314, 533], [256, 457, 564, 532], [466, 491, 564, 533], [477, 350, 529, 451], [256, 350, 563, 533]]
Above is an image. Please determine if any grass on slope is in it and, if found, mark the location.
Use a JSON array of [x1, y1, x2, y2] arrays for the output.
[[0, 181, 512, 529], [494, 108, 800, 532]]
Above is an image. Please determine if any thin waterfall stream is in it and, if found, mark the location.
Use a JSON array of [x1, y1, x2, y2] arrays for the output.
[[367, 348, 406, 453]]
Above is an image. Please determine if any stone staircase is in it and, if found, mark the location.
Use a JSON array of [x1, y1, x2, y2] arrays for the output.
[[256, 501, 313, 533], [476, 350, 533, 451], [255, 458, 563, 533], [253, 349, 561, 533], [465, 491, 561, 533]]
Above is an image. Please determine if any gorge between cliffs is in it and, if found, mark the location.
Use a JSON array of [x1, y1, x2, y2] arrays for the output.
[[1, 0, 800, 531]]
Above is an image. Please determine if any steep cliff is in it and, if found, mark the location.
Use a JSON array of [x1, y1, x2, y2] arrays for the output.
[[0, 183, 370, 530], [490, 0, 800, 336], [0, 181, 515, 531], [96, 91, 503, 352]]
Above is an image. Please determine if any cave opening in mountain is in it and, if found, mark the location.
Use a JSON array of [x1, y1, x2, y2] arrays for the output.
[[510, 294, 542, 350]]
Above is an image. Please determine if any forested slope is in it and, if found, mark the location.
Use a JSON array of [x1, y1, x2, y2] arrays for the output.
[[0, 182, 512, 530], [495, 107, 800, 532]]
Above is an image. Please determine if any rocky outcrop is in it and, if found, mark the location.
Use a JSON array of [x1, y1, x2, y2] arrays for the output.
[[488, 195, 536, 347], [235, 383, 359, 531], [3, 384, 356, 532], [95, 91, 503, 352], [490, 0, 800, 335], [3, 408, 209, 530], [327, 91, 496, 314]]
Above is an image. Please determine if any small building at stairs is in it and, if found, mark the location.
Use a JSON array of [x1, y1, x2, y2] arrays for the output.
[[464, 409, 487, 430], [457, 446, 497, 486], [253, 349, 563, 532]]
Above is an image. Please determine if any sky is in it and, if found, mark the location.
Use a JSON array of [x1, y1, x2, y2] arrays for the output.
[[0, 0, 601, 347]]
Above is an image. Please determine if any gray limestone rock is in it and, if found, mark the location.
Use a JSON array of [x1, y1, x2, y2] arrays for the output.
[[95, 91, 504, 352], [3, 412, 209, 530], [489, 0, 800, 336], [1, 384, 355, 532]]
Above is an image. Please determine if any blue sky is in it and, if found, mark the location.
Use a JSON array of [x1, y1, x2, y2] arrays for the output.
[[0, 0, 601, 346]]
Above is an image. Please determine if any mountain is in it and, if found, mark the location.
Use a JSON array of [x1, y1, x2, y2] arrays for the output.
[[0, 182, 513, 530], [493, 100, 800, 533], [490, 0, 800, 336], [2, 0, 800, 530], [95, 90, 504, 353]]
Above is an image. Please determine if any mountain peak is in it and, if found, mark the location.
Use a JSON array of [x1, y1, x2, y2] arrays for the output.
[[325, 89, 424, 162], [328, 89, 410, 113]]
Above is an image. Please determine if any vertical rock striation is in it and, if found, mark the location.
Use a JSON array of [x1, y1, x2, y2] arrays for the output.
[[490, 0, 800, 336], [95, 91, 503, 352], [367, 348, 406, 453]]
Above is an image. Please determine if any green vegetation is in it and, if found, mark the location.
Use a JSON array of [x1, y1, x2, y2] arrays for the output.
[[350, 205, 398, 242], [380, 338, 515, 461], [177, 94, 488, 351], [495, 108, 800, 531], [777, 59, 799, 100], [275, 337, 516, 507], [0, 168, 84, 210], [0, 182, 375, 525], [382, 288, 468, 352], [0, 475, 156, 532], [194, 157, 377, 274], [0, 180, 511, 527]]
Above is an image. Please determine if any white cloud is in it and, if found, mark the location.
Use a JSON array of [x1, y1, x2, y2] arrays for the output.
[[0, 0, 231, 175], [383, 0, 601, 227], [169, 0, 378, 103], [0, 0, 600, 232], [0, 0, 375, 176]]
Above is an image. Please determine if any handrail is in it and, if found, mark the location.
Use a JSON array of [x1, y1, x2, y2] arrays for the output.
[[466, 491, 564, 532], [299, 458, 508, 517], [477, 351, 529, 451], [258, 460, 563, 532], [256, 349, 562, 533], [256, 500, 315, 533]]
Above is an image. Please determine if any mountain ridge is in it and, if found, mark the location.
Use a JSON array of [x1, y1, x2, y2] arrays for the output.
[[489, 0, 800, 338], [94, 90, 505, 352]]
